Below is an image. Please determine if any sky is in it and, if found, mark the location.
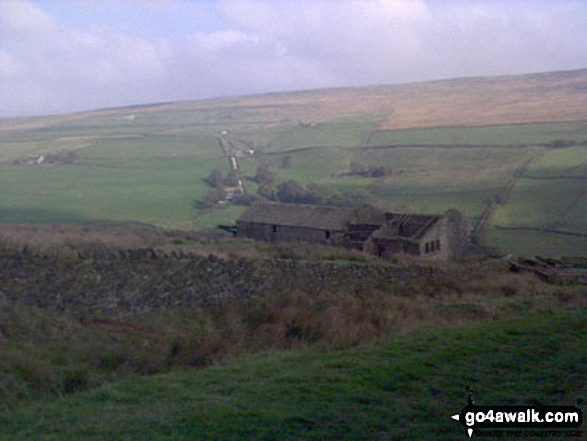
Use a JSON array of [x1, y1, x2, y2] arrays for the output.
[[1, 0, 587, 118]]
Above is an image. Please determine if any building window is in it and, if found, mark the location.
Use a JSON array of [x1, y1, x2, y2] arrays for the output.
[[272, 225, 278, 233], [425, 243, 429, 253], [377, 245, 385, 257], [325, 230, 331, 239], [436, 239, 440, 251], [431, 241, 435, 252]]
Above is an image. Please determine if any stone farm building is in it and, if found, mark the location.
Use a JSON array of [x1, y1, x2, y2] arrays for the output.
[[237, 202, 471, 260]]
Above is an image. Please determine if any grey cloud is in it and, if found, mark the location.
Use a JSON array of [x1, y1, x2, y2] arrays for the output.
[[1, 0, 586, 117], [0, 0, 58, 39]]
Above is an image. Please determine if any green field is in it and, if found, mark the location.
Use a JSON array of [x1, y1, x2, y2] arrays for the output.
[[0, 102, 586, 255], [524, 146, 587, 178], [487, 143, 587, 255], [234, 120, 376, 152], [492, 178, 585, 229], [371, 122, 587, 146], [0, 158, 224, 226], [485, 228, 587, 257], [241, 145, 544, 218], [2, 310, 585, 440]]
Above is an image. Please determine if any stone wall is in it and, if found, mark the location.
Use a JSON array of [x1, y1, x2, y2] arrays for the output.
[[445, 209, 474, 259], [419, 219, 450, 260], [0, 246, 453, 316]]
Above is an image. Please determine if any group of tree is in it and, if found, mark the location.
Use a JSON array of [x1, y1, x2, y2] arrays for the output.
[[253, 163, 276, 186], [548, 139, 580, 148], [207, 163, 368, 208], [11, 151, 78, 166], [202, 168, 241, 208], [203, 168, 239, 189], [348, 161, 393, 178], [252, 163, 366, 207], [252, 163, 276, 202], [273, 180, 366, 207], [44, 151, 78, 165], [202, 187, 227, 208]]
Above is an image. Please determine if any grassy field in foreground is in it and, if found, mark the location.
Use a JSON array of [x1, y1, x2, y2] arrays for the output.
[[1, 309, 585, 440]]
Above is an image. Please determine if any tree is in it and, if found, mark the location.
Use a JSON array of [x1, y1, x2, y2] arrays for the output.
[[223, 169, 240, 187], [280, 155, 292, 169], [253, 163, 276, 185], [203, 187, 226, 208], [234, 193, 258, 206], [350, 161, 366, 176], [550, 139, 576, 148], [341, 190, 367, 207], [367, 165, 392, 178], [257, 184, 276, 200], [203, 169, 225, 188], [349, 161, 392, 178], [303, 183, 333, 205], [276, 180, 305, 203]]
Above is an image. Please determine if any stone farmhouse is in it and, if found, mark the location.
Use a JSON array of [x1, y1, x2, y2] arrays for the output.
[[237, 202, 471, 260]]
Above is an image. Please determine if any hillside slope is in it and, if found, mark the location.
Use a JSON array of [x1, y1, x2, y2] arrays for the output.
[[1, 69, 586, 134], [2, 310, 585, 440]]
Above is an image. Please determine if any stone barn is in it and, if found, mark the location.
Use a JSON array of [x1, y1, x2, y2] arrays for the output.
[[364, 209, 471, 260], [236, 203, 356, 245], [237, 203, 471, 260]]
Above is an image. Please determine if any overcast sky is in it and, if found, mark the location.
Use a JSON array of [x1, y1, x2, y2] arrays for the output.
[[1, 0, 586, 118]]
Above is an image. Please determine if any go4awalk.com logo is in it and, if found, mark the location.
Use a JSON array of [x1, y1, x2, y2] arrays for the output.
[[451, 390, 583, 438]]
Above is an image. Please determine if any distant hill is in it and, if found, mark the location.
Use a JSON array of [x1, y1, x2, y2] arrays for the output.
[[1, 68, 587, 133]]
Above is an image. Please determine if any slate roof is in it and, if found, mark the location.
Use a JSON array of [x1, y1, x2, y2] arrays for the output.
[[238, 202, 355, 231], [238, 203, 443, 240], [373, 213, 441, 240]]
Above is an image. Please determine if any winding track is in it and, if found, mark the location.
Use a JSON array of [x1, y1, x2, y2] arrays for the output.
[[216, 136, 247, 194]]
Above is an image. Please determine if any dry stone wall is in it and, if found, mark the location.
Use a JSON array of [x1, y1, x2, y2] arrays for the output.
[[0, 247, 453, 316]]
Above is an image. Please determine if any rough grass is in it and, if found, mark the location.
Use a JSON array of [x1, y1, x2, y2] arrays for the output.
[[2, 69, 586, 136], [0, 254, 584, 411], [1, 309, 585, 440]]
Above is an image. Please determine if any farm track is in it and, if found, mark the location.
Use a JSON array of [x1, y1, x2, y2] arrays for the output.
[[216, 136, 247, 194]]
